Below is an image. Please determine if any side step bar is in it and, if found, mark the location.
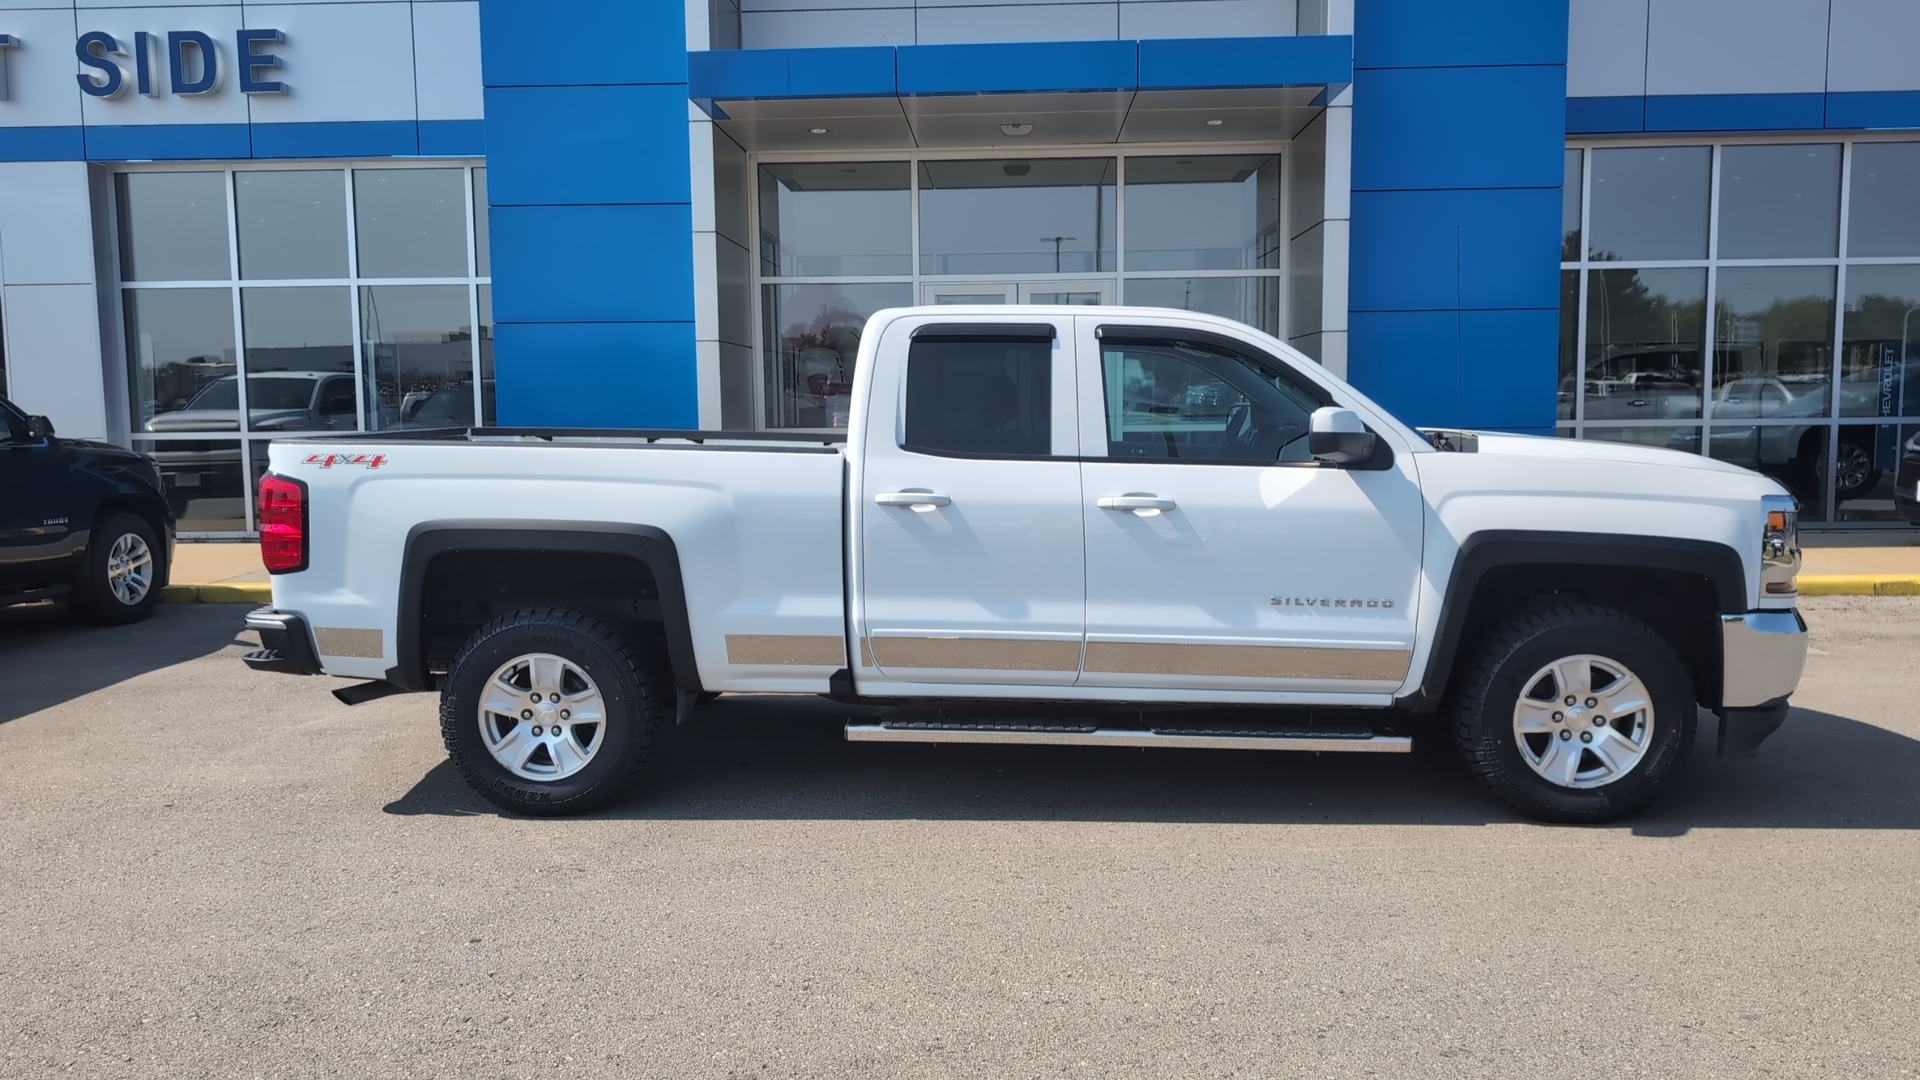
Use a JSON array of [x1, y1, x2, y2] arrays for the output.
[[845, 724, 1411, 754]]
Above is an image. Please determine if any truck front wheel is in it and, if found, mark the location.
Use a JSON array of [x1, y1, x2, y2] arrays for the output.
[[1452, 602, 1695, 823], [439, 607, 664, 816]]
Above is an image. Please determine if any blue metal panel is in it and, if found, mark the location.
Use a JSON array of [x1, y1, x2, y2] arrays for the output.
[[418, 120, 486, 157], [1459, 308, 1560, 432], [251, 121, 419, 160], [1351, 66, 1566, 191], [479, 0, 686, 88], [1137, 35, 1352, 90], [1566, 96, 1646, 134], [1348, 188, 1562, 313], [1346, 310, 1461, 428], [1644, 93, 1825, 132], [494, 322, 699, 429], [1355, 0, 1568, 69], [897, 39, 1137, 96], [484, 85, 689, 206], [1826, 91, 1920, 131], [689, 46, 896, 102], [0, 126, 85, 162], [490, 204, 694, 325], [84, 124, 252, 161]]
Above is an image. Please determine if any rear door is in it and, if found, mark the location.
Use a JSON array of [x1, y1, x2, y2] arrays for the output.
[[1072, 316, 1424, 697], [851, 315, 1085, 690]]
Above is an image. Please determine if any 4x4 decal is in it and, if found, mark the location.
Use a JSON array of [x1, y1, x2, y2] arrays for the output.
[[303, 453, 387, 469]]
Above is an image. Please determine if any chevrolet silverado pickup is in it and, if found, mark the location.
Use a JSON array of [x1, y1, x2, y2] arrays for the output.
[[242, 306, 1809, 823]]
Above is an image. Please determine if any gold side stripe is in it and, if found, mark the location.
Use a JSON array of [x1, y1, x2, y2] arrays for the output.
[[725, 634, 846, 667], [313, 627, 384, 659], [866, 636, 1082, 672], [1083, 641, 1411, 682]]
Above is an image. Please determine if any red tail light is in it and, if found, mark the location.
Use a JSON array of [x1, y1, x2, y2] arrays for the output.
[[258, 473, 308, 573]]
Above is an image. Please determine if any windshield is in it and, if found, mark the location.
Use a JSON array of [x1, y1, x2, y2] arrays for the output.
[[186, 376, 316, 412]]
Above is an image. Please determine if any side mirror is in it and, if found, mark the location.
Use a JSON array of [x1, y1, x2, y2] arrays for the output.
[[1308, 406, 1376, 466], [25, 415, 54, 440]]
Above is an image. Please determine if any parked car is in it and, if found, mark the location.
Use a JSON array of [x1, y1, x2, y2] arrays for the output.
[[244, 306, 1808, 825], [0, 395, 174, 622], [396, 380, 491, 429], [1672, 377, 1886, 500], [1897, 429, 1920, 526]]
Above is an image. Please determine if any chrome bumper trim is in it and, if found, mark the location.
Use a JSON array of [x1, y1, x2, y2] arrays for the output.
[[1721, 610, 1808, 709]]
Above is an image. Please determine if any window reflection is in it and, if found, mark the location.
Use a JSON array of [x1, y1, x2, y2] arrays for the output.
[[1122, 155, 1280, 271], [1712, 267, 1835, 419], [240, 287, 357, 431], [134, 437, 245, 533], [1848, 143, 1920, 258], [1583, 268, 1705, 422], [1706, 424, 1831, 521], [919, 158, 1115, 275], [1588, 147, 1710, 261], [763, 282, 912, 428], [355, 169, 469, 278], [362, 286, 474, 429], [236, 170, 348, 280], [1834, 424, 1919, 522], [1716, 144, 1840, 259], [116, 172, 229, 282], [1562, 149, 1582, 262], [1122, 277, 1279, 335], [127, 288, 238, 430], [758, 162, 909, 277], [1559, 270, 1578, 420], [1841, 264, 1920, 419]]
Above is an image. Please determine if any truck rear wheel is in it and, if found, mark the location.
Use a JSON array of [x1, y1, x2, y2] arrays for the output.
[[1452, 601, 1695, 823], [439, 607, 663, 816]]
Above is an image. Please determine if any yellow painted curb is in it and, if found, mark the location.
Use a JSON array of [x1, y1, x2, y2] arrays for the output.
[[1799, 574, 1920, 597], [160, 583, 273, 604]]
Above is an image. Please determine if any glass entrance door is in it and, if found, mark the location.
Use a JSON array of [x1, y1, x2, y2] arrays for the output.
[[922, 280, 1115, 306]]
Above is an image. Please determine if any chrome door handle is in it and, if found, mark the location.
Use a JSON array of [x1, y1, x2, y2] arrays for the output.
[[1097, 495, 1176, 513], [875, 491, 952, 510]]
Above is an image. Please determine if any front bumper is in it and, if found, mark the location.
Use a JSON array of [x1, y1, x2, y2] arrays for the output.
[[1716, 610, 1808, 757], [242, 607, 323, 676]]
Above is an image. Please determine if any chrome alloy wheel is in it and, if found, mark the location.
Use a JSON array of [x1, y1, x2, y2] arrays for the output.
[[478, 653, 609, 781], [105, 532, 155, 606], [1834, 440, 1872, 494], [1511, 653, 1654, 790]]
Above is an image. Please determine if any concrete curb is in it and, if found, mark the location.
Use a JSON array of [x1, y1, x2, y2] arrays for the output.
[[1799, 574, 1920, 596], [159, 576, 1919, 606], [160, 583, 271, 604]]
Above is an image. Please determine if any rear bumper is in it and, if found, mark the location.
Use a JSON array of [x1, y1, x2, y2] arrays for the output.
[[242, 607, 323, 676], [1715, 610, 1807, 757]]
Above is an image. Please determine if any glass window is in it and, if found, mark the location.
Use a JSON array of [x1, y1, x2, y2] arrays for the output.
[[135, 437, 246, 532], [236, 170, 348, 280], [903, 335, 1051, 457], [354, 169, 469, 278], [758, 162, 910, 277], [1559, 270, 1578, 420], [1121, 277, 1280, 336], [1712, 267, 1835, 418], [473, 167, 490, 277], [1562, 148, 1582, 262], [240, 287, 355, 431], [126, 288, 237, 430], [1717, 144, 1840, 259], [478, 284, 495, 425], [1583, 268, 1706, 421], [1588, 147, 1710, 261], [1707, 423, 1829, 521], [1098, 338, 1322, 463], [1584, 425, 1701, 453], [1847, 143, 1920, 258], [361, 286, 474, 429], [762, 281, 912, 428], [1841, 264, 1920, 419], [1123, 154, 1280, 271], [919, 158, 1114, 275], [1834, 423, 1918, 522], [115, 172, 229, 281]]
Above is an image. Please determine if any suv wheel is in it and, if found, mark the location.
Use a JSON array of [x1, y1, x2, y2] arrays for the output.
[[76, 512, 162, 624], [1452, 601, 1695, 823], [1832, 437, 1879, 500], [439, 607, 664, 816]]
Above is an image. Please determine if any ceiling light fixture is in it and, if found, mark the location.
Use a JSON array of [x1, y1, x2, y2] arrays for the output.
[[809, 127, 829, 135], [1000, 122, 1034, 137], [1206, 119, 1225, 127]]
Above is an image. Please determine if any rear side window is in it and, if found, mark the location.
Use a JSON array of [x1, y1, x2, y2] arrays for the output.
[[903, 336, 1051, 457]]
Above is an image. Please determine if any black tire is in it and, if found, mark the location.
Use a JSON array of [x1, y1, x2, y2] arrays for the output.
[[439, 607, 664, 816], [75, 511, 163, 625], [1452, 601, 1695, 824], [1831, 435, 1880, 500]]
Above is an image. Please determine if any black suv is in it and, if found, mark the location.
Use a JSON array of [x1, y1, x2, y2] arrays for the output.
[[0, 395, 175, 623]]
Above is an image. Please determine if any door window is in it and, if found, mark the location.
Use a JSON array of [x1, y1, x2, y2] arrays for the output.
[[1099, 337, 1322, 463], [903, 335, 1052, 457]]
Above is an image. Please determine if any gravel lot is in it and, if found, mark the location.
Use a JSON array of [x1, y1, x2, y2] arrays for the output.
[[2, 597, 1916, 1079]]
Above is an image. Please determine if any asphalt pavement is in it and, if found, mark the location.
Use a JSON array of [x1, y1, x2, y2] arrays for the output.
[[2, 598, 1917, 1079]]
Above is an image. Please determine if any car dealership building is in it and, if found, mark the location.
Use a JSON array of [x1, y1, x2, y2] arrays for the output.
[[0, 0, 1916, 534]]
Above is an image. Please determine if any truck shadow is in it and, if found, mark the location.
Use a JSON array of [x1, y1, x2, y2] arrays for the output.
[[0, 603, 250, 727], [384, 695, 1920, 833]]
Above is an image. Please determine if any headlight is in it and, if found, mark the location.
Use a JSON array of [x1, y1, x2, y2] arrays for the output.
[[1760, 494, 1799, 597]]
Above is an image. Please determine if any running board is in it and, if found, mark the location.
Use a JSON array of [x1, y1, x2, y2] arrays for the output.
[[845, 724, 1411, 754]]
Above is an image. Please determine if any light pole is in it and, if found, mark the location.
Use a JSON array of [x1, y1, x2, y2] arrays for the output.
[[1039, 236, 1076, 274]]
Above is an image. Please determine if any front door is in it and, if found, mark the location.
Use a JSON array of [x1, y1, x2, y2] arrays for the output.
[[1072, 315, 1426, 698], [922, 280, 1115, 307], [853, 315, 1086, 690]]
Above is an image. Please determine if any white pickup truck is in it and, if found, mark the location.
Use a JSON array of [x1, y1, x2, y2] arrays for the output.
[[244, 306, 1808, 823]]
